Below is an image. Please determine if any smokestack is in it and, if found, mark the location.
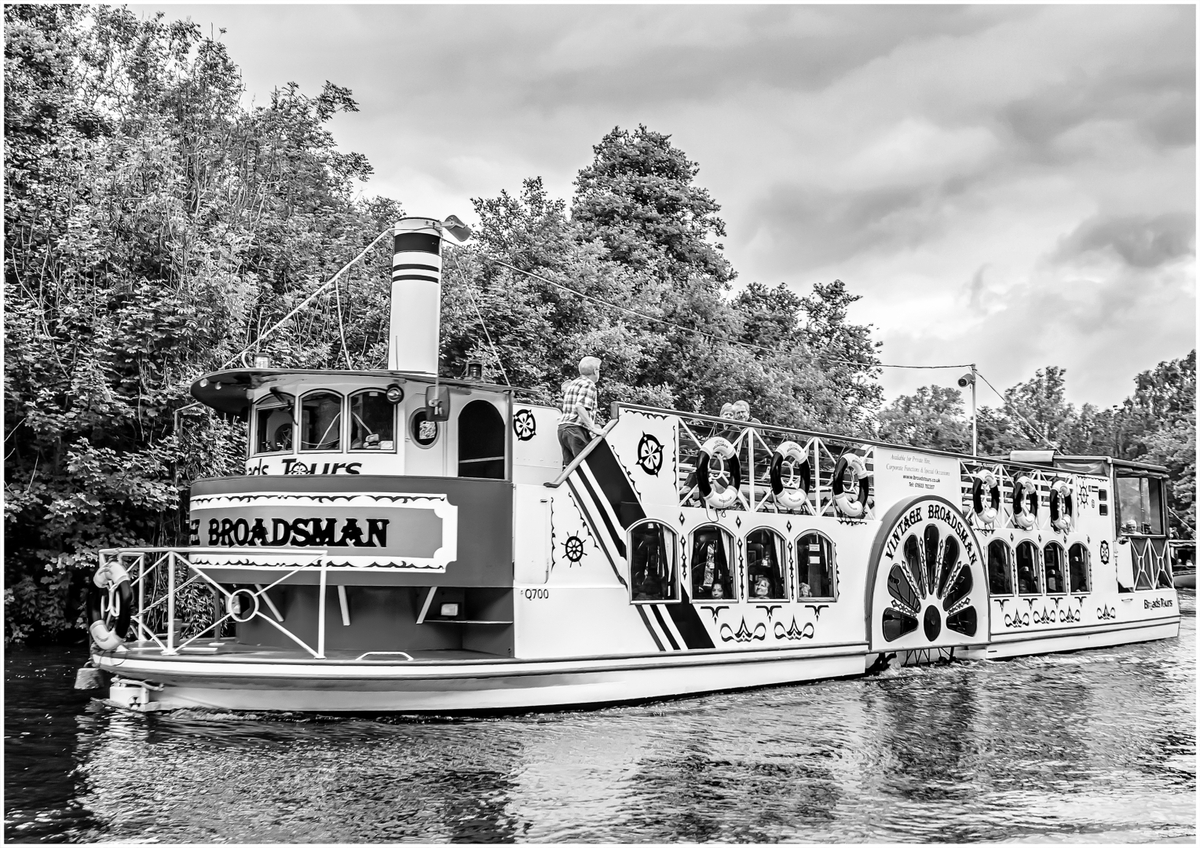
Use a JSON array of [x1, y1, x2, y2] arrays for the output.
[[387, 217, 443, 376]]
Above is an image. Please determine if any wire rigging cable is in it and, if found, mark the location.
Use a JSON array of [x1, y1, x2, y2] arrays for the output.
[[453, 264, 512, 387], [974, 370, 1058, 450]]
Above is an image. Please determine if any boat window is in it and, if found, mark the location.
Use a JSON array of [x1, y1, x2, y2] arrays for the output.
[[300, 391, 343, 451], [630, 521, 678, 603], [1016, 541, 1041, 594], [795, 532, 836, 599], [1114, 473, 1165, 536], [987, 540, 1013, 595], [457, 399, 506, 479], [689, 525, 734, 602], [746, 528, 787, 601], [1043, 543, 1066, 594], [349, 390, 396, 452], [253, 391, 294, 455], [1068, 543, 1091, 593]]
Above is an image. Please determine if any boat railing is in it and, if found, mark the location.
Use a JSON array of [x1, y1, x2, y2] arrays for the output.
[[545, 419, 620, 488], [100, 547, 337, 659], [612, 404, 878, 518]]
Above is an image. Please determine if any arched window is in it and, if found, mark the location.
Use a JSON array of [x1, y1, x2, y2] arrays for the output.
[[630, 521, 677, 603], [689, 525, 734, 602], [457, 400, 506, 479], [795, 532, 836, 600], [300, 391, 343, 451], [348, 389, 396, 452], [1043, 542, 1066, 594], [988, 540, 1013, 595], [1068, 543, 1091, 593], [254, 391, 294, 455], [1016, 540, 1041, 595], [746, 528, 787, 601]]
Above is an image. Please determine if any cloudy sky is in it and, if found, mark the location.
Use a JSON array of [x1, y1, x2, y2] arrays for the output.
[[134, 3, 1196, 410]]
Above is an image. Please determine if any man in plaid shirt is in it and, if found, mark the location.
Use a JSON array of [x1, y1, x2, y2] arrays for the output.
[[558, 355, 603, 465]]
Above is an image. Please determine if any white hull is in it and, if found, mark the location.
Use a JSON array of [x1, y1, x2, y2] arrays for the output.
[[100, 644, 868, 712], [962, 616, 1180, 660]]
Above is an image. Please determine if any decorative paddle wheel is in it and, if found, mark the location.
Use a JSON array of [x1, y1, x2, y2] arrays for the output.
[[866, 495, 990, 665]]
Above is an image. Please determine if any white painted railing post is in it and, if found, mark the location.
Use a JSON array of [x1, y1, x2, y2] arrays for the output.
[[317, 560, 327, 659], [166, 551, 176, 654]]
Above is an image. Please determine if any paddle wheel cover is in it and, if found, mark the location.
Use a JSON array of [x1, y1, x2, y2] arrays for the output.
[[866, 495, 990, 652]]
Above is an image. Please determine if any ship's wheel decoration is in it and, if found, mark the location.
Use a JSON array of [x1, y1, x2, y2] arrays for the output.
[[513, 410, 537, 441], [635, 433, 663, 476], [563, 535, 585, 564], [1099, 541, 1110, 565], [882, 517, 979, 643], [287, 462, 310, 475]]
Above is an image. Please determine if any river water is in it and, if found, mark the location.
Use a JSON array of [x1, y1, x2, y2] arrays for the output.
[[6, 593, 1195, 843]]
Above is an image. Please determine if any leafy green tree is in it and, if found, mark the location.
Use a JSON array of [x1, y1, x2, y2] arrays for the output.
[[876, 385, 970, 452], [4, 6, 394, 642]]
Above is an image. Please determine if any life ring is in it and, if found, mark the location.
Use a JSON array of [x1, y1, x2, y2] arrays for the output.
[[696, 437, 741, 510], [1012, 476, 1038, 530], [1049, 479, 1073, 532], [832, 453, 870, 518], [87, 562, 132, 651], [770, 441, 810, 511], [971, 470, 1000, 525]]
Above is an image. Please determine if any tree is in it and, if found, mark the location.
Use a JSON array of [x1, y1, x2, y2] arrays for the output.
[[4, 7, 393, 642], [572, 124, 731, 284], [876, 385, 970, 452]]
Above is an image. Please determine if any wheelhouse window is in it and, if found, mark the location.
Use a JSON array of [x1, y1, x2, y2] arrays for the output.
[[300, 391, 343, 451], [254, 391, 295, 454], [1043, 543, 1066, 594], [988, 540, 1013, 595], [1115, 473, 1165, 536], [795, 532, 836, 599], [690, 525, 733, 602], [746, 528, 787, 601], [1068, 543, 1091, 593], [630, 521, 677, 603], [1016, 541, 1041, 594], [349, 389, 396, 452]]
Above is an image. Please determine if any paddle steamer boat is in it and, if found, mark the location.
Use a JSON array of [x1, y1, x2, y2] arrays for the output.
[[78, 217, 1182, 712]]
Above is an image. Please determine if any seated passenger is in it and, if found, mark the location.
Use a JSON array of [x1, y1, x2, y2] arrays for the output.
[[797, 582, 812, 598], [1018, 566, 1034, 594], [751, 573, 772, 599], [710, 583, 726, 600], [633, 570, 662, 601]]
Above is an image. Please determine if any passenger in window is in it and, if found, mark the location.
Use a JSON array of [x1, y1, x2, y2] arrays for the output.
[[633, 569, 662, 601], [272, 423, 292, 452], [798, 582, 812, 598], [691, 536, 731, 600], [751, 572, 772, 599], [710, 583, 725, 600], [1018, 565, 1035, 594]]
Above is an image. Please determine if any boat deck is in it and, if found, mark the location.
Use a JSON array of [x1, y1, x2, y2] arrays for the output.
[[114, 640, 510, 665]]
